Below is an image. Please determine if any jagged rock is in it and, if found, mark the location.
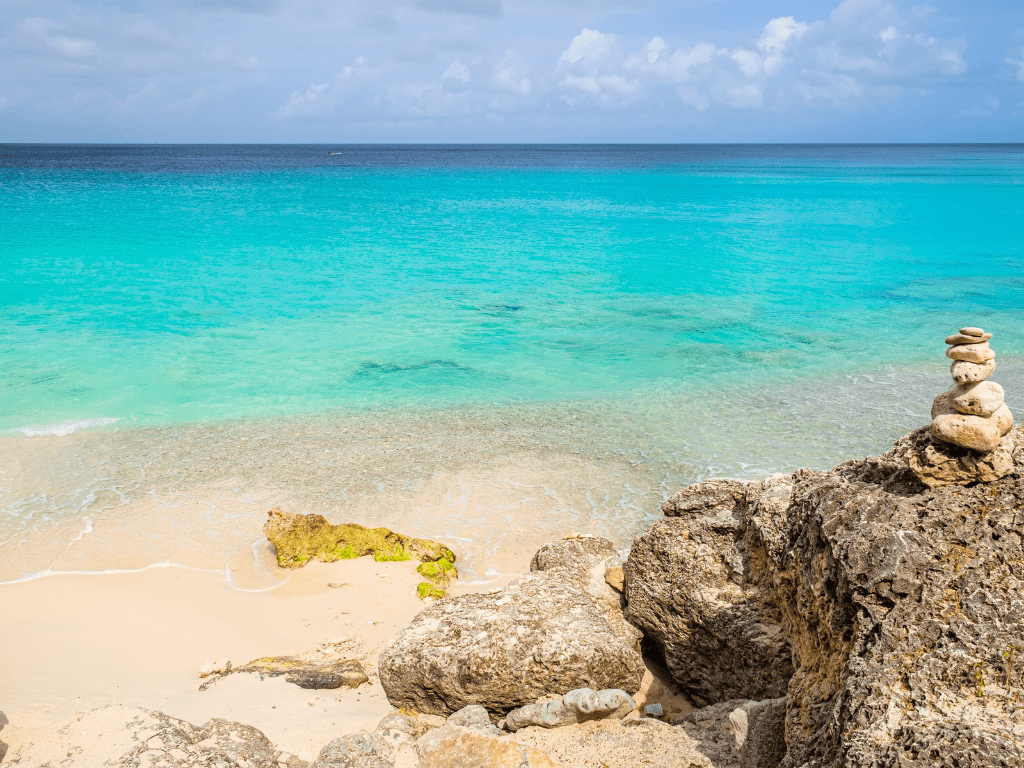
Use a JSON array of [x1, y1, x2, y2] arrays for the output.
[[264, 508, 456, 569], [13, 706, 289, 768], [310, 735, 390, 768], [728, 697, 787, 768], [227, 656, 368, 689], [529, 534, 642, 652], [416, 724, 561, 768], [503, 688, 634, 731], [633, 424, 1024, 767], [899, 425, 1015, 487], [379, 570, 645, 716], [624, 474, 794, 706], [671, 699, 748, 768]]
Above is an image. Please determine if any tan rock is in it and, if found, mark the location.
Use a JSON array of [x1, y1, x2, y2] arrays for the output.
[[930, 402, 1003, 452], [416, 725, 562, 768], [950, 358, 996, 384], [946, 332, 992, 344], [604, 565, 624, 593], [960, 326, 985, 336], [945, 342, 995, 363], [903, 430, 1016, 487], [948, 381, 1004, 416], [995, 403, 1014, 436]]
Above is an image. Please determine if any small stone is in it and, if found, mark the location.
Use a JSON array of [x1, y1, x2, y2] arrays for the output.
[[946, 342, 995, 363], [604, 565, 624, 593], [959, 326, 985, 337], [931, 394, 1003, 452], [946, 332, 992, 345], [948, 381, 1004, 416], [950, 358, 996, 384], [198, 658, 232, 678]]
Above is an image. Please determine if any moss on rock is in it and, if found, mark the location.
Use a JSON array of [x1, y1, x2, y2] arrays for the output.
[[417, 582, 446, 600], [263, 508, 457, 570]]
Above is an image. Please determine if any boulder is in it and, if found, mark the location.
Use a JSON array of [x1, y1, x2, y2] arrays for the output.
[[624, 474, 794, 706], [13, 706, 292, 768], [415, 725, 561, 768], [948, 380, 1004, 416], [631, 424, 1024, 767], [379, 570, 645, 716], [930, 392, 1004, 451], [899, 426, 1015, 487], [728, 697, 787, 768], [529, 534, 642, 652]]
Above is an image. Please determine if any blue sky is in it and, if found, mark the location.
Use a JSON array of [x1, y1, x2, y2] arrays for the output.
[[2, 0, 1022, 142]]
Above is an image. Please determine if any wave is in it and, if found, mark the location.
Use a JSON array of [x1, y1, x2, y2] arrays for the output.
[[16, 417, 119, 437]]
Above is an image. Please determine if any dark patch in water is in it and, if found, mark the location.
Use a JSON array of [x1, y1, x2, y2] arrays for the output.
[[352, 360, 480, 377]]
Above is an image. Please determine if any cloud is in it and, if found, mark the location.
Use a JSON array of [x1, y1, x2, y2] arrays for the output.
[[490, 50, 531, 97], [1007, 49, 1024, 83]]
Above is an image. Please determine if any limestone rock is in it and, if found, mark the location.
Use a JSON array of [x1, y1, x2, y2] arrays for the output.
[[14, 706, 284, 768], [930, 393, 1003, 451], [529, 535, 642, 652], [263, 508, 456, 569], [950, 358, 996, 384], [604, 565, 624, 593], [945, 341, 995, 363], [901, 426, 1016, 487], [728, 698, 787, 768], [198, 657, 232, 677], [624, 475, 793, 706], [672, 699, 749, 767], [448, 705, 501, 734], [503, 688, 635, 732], [228, 656, 368, 690], [415, 725, 561, 768], [946, 332, 992, 344], [378, 570, 645, 716], [662, 478, 750, 517], [310, 735, 390, 768], [948, 380, 1004, 416], [635, 427, 1024, 767]]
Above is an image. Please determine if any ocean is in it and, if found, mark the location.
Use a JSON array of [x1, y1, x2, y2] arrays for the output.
[[2, 144, 1023, 584]]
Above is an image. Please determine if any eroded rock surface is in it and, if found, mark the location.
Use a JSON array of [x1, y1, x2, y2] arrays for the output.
[[628, 425, 1024, 767], [379, 570, 645, 716], [12, 706, 296, 768]]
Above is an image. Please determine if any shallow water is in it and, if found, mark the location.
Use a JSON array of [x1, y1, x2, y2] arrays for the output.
[[2, 144, 1023, 583]]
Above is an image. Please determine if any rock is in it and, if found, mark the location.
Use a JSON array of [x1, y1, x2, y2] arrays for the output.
[[662, 478, 750, 517], [945, 332, 992, 344], [311, 735, 390, 768], [198, 657, 232, 677], [995, 402, 1015, 435], [728, 698, 787, 768], [638, 427, 1024, 767], [948, 380, 1004, 416], [624, 474, 793, 706], [900, 426, 1016, 487], [14, 706, 284, 768], [503, 688, 635, 732], [671, 699, 749, 767], [931, 393, 1003, 451], [529, 535, 642, 652], [945, 341, 995, 363], [229, 656, 368, 690], [378, 570, 645, 716], [960, 326, 985, 336], [415, 725, 561, 768], [950, 358, 996, 384], [263, 508, 456, 570], [604, 565, 624, 592], [448, 705, 501, 734]]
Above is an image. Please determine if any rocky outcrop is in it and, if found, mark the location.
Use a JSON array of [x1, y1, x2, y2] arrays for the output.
[[625, 475, 794, 706], [628, 425, 1024, 767], [11, 706, 300, 768], [379, 569, 645, 716], [529, 534, 643, 652], [900, 420, 1017, 487]]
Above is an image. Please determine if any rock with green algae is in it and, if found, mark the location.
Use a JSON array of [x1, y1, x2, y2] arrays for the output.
[[263, 508, 456, 569]]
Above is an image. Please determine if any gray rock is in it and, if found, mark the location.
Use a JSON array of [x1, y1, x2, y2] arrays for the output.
[[530, 534, 643, 652], [661, 478, 750, 517], [672, 699, 748, 768], [219, 657, 368, 690], [379, 570, 645, 716], [447, 705, 500, 734], [730, 697, 787, 768], [624, 475, 793, 706], [14, 706, 287, 768], [503, 687, 635, 731], [310, 735, 390, 768]]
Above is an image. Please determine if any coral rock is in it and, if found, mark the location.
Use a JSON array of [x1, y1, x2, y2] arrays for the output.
[[950, 358, 996, 384]]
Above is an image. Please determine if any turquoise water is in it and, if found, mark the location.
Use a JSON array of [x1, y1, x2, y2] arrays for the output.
[[4, 144, 1023, 432]]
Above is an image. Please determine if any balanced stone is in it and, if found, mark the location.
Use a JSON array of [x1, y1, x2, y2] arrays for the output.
[[949, 381, 1004, 417], [950, 358, 996, 385], [945, 332, 992, 345], [960, 326, 985, 337], [931, 410, 1002, 452], [945, 342, 995, 363]]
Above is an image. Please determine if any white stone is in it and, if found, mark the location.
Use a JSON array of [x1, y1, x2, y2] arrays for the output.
[[946, 332, 992, 345], [950, 359, 996, 384], [960, 326, 985, 337], [946, 342, 995, 363], [949, 381, 1004, 417], [198, 658, 232, 678], [931, 393, 1003, 451]]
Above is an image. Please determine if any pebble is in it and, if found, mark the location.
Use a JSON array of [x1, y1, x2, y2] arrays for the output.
[[948, 381, 1004, 417], [945, 332, 992, 344], [946, 342, 995, 364], [960, 327, 985, 337], [950, 359, 996, 385]]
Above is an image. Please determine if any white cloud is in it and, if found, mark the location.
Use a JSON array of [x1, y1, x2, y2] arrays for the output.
[[490, 50, 531, 97], [1007, 49, 1024, 83]]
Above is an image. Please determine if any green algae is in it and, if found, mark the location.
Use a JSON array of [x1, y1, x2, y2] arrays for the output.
[[415, 555, 458, 599], [263, 508, 456, 571], [417, 582, 446, 599]]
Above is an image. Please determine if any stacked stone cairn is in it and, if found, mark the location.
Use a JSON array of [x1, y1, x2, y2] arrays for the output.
[[930, 326, 1014, 452]]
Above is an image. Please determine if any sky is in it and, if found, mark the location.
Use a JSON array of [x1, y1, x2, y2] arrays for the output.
[[1, 0, 1023, 143]]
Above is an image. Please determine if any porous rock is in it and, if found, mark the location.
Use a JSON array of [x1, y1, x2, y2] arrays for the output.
[[378, 570, 645, 716], [945, 341, 995, 363], [416, 725, 561, 768], [728, 697, 788, 768], [503, 688, 635, 731], [13, 706, 290, 768], [630, 425, 1024, 767], [529, 535, 642, 652], [900, 426, 1015, 487], [263, 508, 455, 569], [624, 474, 794, 706], [950, 358, 996, 384], [229, 656, 368, 690], [948, 380, 1004, 416], [930, 394, 1004, 451]]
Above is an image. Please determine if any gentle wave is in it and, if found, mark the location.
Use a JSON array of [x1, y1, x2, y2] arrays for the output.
[[16, 417, 119, 437]]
